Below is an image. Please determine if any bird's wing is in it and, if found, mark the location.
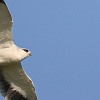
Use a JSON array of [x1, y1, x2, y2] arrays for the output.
[[0, 63, 37, 100], [0, 0, 13, 44]]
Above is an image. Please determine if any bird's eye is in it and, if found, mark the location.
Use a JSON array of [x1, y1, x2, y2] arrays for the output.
[[23, 49, 29, 52]]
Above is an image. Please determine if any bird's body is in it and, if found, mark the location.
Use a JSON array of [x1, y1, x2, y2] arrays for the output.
[[0, 0, 37, 100]]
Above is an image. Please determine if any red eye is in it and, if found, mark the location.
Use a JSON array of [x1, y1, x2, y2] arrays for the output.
[[23, 49, 29, 52]]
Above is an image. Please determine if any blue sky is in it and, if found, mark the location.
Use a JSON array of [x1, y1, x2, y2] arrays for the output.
[[0, 0, 100, 100]]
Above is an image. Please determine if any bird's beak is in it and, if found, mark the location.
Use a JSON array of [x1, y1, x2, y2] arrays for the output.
[[30, 53, 32, 56]]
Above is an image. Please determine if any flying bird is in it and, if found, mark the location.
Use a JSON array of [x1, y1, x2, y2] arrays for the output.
[[0, 0, 37, 100]]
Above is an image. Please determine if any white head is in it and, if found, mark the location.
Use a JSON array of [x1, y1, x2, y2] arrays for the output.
[[0, 44, 32, 65], [17, 47, 32, 61]]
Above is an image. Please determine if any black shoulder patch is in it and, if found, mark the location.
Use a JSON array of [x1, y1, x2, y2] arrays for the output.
[[0, 70, 28, 100], [0, 0, 5, 3], [0, 70, 10, 96], [6, 87, 28, 100]]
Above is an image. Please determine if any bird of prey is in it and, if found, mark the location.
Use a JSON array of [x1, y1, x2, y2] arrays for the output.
[[0, 0, 37, 100]]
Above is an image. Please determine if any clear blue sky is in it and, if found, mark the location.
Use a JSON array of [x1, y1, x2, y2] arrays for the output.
[[0, 0, 100, 100]]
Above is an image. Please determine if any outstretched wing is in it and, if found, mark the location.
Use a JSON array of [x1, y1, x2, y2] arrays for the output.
[[0, 63, 37, 100], [0, 0, 13, 44]]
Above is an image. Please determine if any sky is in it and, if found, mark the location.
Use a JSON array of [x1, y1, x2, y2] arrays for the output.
[[0, 0, 100, 100]]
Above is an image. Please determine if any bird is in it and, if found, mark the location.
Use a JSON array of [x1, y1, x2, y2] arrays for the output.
[[0, 0, 37, 100]]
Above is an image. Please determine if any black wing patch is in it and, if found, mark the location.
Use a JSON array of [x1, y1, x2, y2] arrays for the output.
[[5, 87, 28, 100], [0, 70, 28, 100], [0, 0, 5, 3], [0, 70, 10, 96]]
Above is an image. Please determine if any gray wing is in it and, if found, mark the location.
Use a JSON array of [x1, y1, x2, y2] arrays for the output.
[[0, 0, 13, 44], [0, 63, 37, 100]]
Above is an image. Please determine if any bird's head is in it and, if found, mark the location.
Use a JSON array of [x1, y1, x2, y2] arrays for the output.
[[17, 48, 32, 61]]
